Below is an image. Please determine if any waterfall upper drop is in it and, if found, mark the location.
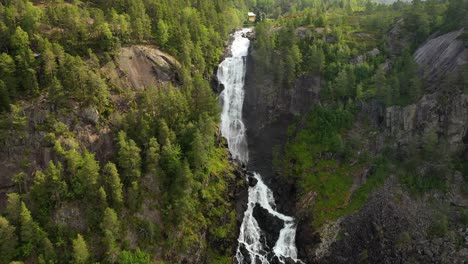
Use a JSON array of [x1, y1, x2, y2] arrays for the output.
[[217, 28, 302, 264], [218, 29, 250, 163]]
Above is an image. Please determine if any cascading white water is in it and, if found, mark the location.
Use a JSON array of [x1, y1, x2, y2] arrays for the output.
[[218, 28, 302, 264]]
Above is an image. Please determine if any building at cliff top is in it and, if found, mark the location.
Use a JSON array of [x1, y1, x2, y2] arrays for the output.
[[248, 12, 256, 22]]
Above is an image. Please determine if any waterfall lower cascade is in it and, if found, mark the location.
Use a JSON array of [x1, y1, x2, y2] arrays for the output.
[[217, 28, 302, 264]]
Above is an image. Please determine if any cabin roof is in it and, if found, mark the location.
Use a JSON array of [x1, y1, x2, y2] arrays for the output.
[[248, 12, 256, 17]]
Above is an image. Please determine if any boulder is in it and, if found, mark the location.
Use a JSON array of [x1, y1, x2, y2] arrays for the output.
[[81, 106, 99, 125], [253, 203, 284, 249]]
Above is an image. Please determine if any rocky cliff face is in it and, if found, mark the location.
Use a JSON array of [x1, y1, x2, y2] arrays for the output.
[[243, 27, 468, 264], [414, 28, 467, 84], [316, 175, 468, 264], [311, 29, 468, 264], [387, 28, 468, 152], [0, 46, 179, 198], [243, 52, 321, 182], [386, 93, 468, 152]]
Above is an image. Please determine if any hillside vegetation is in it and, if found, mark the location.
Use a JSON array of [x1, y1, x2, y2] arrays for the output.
[[0, 0, 255, 263]]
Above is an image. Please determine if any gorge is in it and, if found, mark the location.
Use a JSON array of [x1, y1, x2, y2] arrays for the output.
[[0, 1, 467, 263], [218, 29, 301, 264]]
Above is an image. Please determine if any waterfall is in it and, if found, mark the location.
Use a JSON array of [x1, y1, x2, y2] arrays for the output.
[[217, 28, 302, 264]]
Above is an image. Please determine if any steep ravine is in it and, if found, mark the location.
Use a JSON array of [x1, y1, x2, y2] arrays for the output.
[[218, 28, 302, 264]]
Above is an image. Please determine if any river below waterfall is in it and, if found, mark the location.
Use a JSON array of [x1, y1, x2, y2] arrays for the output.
[[217, 28, 302, 264]]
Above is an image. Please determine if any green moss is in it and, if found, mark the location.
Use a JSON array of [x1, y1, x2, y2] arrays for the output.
[[282, 106, 389, 228], [460, 209, 468, 226], [396, 231, 412, 250], [427, 213, 449, 238]]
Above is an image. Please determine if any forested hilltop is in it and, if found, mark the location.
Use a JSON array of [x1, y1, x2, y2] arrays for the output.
[[243, 0, 468, 263], [0, 0, 256, 263]]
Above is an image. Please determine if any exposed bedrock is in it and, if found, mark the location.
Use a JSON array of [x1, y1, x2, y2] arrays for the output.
[[414, 28, 468, 83]]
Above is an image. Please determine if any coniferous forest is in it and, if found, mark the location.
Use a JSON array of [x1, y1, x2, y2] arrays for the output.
[[0, 0, 467, 263]]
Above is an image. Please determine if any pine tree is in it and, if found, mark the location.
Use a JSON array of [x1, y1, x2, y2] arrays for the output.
[[77, 152, 100, 191], [146, 137, 161, 182], [156, 19, 169, 48], [19, 202, 46, 257], [0, 216, 17, 264], [72, 234, 89, 264], [189, 130, 207, 174], [101, 208, 120, 237], [0, 80, 11, 112], [6, 193, 21, 225], [102, 162, 123, 207], [117, 131, 142, 185], [118, 249, 151, 264], [0, 53, 17, 100], [157, 119, 175, 147]]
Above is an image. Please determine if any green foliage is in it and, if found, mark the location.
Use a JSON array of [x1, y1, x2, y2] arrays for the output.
[[76, 152, 100, 192], [427, 213, 449, 238], [29, 161, 67, 223], [6, 193, 22, 225], [100, 208, 121, 262], [460, 209, 468, 226], [117, 131, 142, 185], [0, 216, 17, 264], [4, 0, 463, 261], [396, 231, 412, 250], [19, 202, 47, 258], [102, 162, 124, 208], [156, 19, 170, 49], [398, 130, 451, 194], [146, 137, 161, 177], [118, 249, 151, 264], [280, 106, 360, 227], [0, 0, 246, 262], [72, 234, 89, 264]]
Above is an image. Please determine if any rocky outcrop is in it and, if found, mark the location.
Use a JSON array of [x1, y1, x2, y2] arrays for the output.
[[386, 18, 414, 56], [0, 99, 114, 193], [102, 45, 181, 90], [385, 28, 468, 153], [386, 93, 468, 151], [414, 28, 467, 83], [315, 176, 468, 264], [309, 28, 468, 264]]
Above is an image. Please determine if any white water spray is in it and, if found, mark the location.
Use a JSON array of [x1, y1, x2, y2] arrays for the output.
[[218, 28, 302, 264]]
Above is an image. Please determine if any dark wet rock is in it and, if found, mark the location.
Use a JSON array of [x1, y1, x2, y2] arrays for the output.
[[211, 70, 225, 94], [246, 31, 256, 41], [248, 174, 258, 187], [270, 256, 298, 264], [243, 50, 321, 181], [236, 243, 253, 264], [253, 203, 284, 249], [234, 163, 249, 226]]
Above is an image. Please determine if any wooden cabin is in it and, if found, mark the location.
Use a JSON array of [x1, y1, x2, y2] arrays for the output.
[[248, 12, 256, 22]]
